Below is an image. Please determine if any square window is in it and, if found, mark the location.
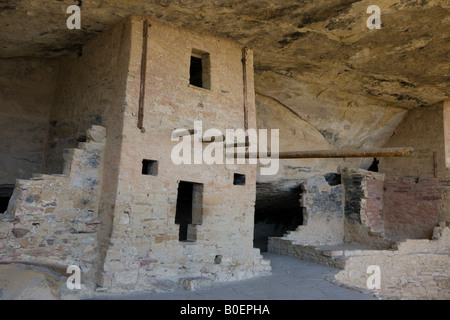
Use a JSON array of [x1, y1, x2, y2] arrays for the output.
[[142, 159, 158, 176], [233, 173, 246, 186]]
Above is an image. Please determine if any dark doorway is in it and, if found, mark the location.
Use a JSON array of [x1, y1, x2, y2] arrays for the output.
[[254, 182, 303, 251], [175, 181, 203, 242]]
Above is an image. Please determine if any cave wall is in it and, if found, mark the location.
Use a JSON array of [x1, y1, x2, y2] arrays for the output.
[[0, 58, 58, 186], [255, 91, 360, 183], [255, 71, 408, 152]]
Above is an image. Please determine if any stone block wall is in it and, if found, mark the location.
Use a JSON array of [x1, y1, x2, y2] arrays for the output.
[[384, 177, 441, 239], [45, 17, 131, 177], [380, 101, 450, 226], [269, 169, 390, 252], [365, 177, 385, 233], [39, 17, 134, 287], [334, 223, 450, 299], [341, 169, 387, 246], [99, 16, 270, 293], [0, 125, 106, 288], [269, 174, 344, 247], [0, 16, 271, 294]]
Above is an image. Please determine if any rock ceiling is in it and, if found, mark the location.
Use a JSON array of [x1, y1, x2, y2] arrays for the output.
[[1, 0, 449, 109]]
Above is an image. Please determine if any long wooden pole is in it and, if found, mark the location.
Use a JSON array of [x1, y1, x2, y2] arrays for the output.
[[233, 147, 414, 159], [137, 19, 149, 132]]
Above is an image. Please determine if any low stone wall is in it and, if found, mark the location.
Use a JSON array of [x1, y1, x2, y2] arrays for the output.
[[270, 224, 450, 299], [334, 223, 450, 299], [268, 237, 346, 269]]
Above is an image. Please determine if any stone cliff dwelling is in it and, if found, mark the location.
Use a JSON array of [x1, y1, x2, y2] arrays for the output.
[[0, 1, 449, 299]]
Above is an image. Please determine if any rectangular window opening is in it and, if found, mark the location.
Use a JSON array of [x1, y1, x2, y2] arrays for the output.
[[142, 159, 158, 176], [233, 173, 246, 186], [189, 50, 210, 90], [175, 181, 203, 242]]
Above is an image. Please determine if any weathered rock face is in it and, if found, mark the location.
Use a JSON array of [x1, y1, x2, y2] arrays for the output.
[[255, 72, 408, 151], [0, 264, 66, 300], [0, 0, 448, 110], [0, 58, 58, 186]]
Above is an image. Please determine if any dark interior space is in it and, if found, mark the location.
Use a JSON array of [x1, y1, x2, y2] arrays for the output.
[[189, 56, 203, 88], [142, 159, 158, 176], [254, 182, 303, 252], [0, 184, 14, 213], [0, 197, 11, 213], [175, 181, 194, 241], [233, 173, 246, 186], [368, 158, 379, 172], [324, 173, 342, 186]]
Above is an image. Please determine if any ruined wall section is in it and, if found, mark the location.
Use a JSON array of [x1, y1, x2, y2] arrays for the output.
[[269, 169, 389, 253], [379, 102, 449, 237], [101, 17, 269, 293], [274, 175, 344, 247], [254, 76, 402, 250], [0, 58, 58, 186], [334, 223, 450, 299], [380, 102, 445, 177], [41, 18, 134, 287], [45, 19, 131, 176], [0, 126, 106, 289], [341, 169, 387, 246], [384, 177, 441, 239]]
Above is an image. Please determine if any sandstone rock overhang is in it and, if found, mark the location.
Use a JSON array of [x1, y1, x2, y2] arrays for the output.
[[0, 0, 448, 109]]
